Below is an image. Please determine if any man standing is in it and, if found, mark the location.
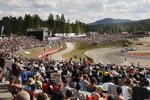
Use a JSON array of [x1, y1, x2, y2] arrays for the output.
[[0, 53, 5, 82], [12, 57, 23, 84]]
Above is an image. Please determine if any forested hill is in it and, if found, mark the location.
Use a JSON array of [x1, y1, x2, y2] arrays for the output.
[[90, 18, 131, 25], [0, 13, 150, 36], [87, 18, 150, 34]]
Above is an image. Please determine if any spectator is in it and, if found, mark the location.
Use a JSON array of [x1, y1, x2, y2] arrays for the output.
[[36, 92, 49, 100], [8, 76, 23, 96], [51, 91, 65, 100], [12, 57, 23, 84], [102, 73, 114, 93], [144, 80, 150, 91], [66, 90, 73, 100], [35, 75, 42, 89], [16, 91, 30, 100], [87, 77, 97, 93], [115, 86, 125, 100], [122, 78, 132, 100], [28, 84, 39, 99], [96, 85, 106, 98], [73, 83, 86, 100], [21, 67, 31, 84], [42, 78, 50, 94], [24, 78, 35, 91], [91, 92, 100, 100], [60, 78, 72, 97], [107, 94, 115, 100]]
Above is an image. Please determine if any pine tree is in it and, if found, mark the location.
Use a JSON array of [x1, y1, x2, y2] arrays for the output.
[[75, 20, 81, 35], [66, 20, 72, 33], [47, 13, 54, 33]]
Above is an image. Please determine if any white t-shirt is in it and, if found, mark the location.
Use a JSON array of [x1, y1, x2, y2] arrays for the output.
[[5, 59, 14, 70], [60, 85, 72, 97], [122, 86, 131, 99], [102, 82, 114, 91]]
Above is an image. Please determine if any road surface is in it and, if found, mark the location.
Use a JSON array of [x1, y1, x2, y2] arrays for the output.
[[85, 47, 150, 68], [51, 42, 74, 61]]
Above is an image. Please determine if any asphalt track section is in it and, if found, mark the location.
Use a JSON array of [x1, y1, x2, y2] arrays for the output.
[[85, 47, 150, 68], [51, 42, 74, 61]]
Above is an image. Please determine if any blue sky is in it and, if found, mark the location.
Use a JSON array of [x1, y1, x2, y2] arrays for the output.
[[0, 0, 150, 23]]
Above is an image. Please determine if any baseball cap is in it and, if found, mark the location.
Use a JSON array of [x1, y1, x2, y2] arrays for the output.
[[97, 85, 103, 90]]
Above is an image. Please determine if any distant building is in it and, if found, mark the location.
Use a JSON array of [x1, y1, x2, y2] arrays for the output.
[[121, 32, 129, 35], [26, 28, 48, 41], [133, 31, 147, 37]]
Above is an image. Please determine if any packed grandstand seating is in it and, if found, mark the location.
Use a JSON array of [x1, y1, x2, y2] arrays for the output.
[[0, 36, 46, 53], [0, 35, 150, 100], [59, 34, 124, 44]]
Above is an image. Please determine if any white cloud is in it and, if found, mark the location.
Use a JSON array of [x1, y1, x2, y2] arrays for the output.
[[68, 9, 77, 14], [32, 0, 59, 8], [0, 0, 31, 7], [111, 1, 129, 13], [0, 0, 150, 23]]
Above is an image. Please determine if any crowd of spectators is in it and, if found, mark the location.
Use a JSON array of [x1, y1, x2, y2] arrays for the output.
[[0, 35, 149, 100], [60, 34, 124, 44], [0, 36, 46, 53], [0, 53, 150, 100]]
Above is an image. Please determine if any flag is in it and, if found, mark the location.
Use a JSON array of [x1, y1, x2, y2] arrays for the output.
[[1, 26, 4, 36]]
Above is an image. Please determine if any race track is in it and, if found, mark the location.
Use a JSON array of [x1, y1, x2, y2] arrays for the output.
[[51, 42, 74, 61], [85, 47, 150, 68]]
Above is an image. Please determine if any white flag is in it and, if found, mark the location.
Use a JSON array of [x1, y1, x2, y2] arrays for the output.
[[1, 26, 4, 36]]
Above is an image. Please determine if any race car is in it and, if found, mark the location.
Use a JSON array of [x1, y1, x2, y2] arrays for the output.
[[121, 47, 137, 53]]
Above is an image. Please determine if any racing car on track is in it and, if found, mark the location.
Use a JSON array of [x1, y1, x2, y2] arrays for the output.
[[121, 47, 137, 53]]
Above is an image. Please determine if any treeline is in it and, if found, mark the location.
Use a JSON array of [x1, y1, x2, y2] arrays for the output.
[[1, 13, 150, 36], [0, 14, 87, 36], [88, 19, 150, 34]]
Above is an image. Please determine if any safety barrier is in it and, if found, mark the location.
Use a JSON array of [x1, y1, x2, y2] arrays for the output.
[[38, 45, 64, 58]]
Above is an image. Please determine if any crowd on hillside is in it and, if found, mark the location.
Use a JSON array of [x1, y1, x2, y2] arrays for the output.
[[0, 52, 150, 100], [0, 36, 46, 53], [60, 34, 124, 44]]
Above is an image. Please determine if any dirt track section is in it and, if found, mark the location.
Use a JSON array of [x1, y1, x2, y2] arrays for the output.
[[51, 42, 74, 61], [85, 47, 150, 68]]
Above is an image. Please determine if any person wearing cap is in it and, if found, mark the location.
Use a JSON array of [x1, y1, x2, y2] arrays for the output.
[[35, 75, 42, 89], [96, 85, 106, 98], [42, 78, 50, 94], [91, 85, 106, 100], [102, 73, 114, 93], [24, 78, 35, 91]]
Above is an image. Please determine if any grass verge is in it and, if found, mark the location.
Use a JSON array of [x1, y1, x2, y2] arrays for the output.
[[63, 40, 131, 62], [15, 43, 65, 58]]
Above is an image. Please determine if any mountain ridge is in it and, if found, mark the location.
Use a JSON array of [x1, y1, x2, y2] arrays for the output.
[[90, 18, 132, 25]]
